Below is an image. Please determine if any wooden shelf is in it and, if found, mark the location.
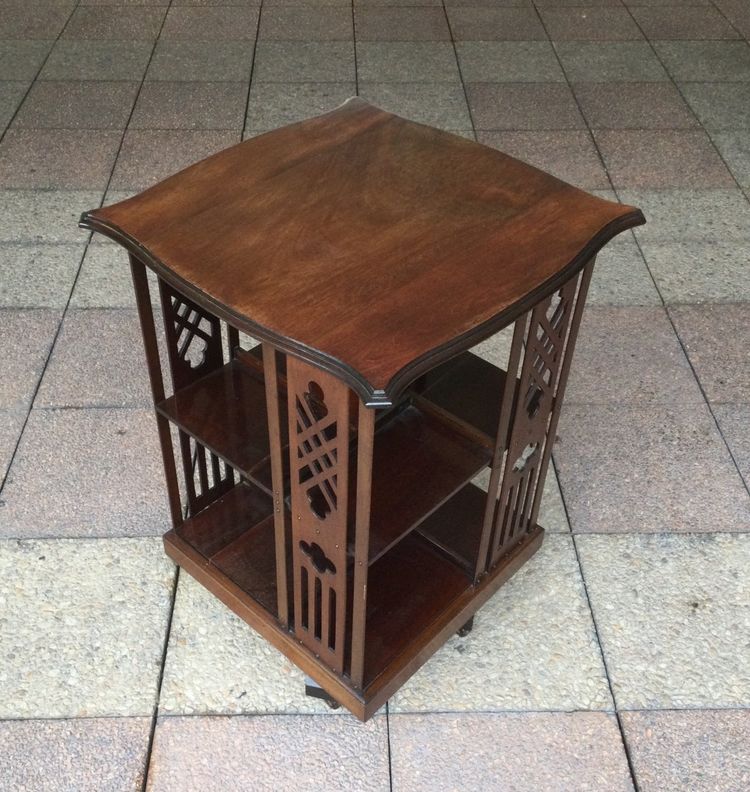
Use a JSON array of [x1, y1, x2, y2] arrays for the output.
[[365, 404, 492, 564], [174, 481, 288, 615], [156, 359, 285, 494], [416, 482, 487, 573], [363, 531, 471, 687], [415, 351, 509, 446]]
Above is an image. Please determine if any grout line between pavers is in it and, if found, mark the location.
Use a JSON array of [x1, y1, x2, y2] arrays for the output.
[[140, 565, 180, 792], [385, 701, 394, 792], [240, 1, 264, 138], [0, 5, 176, 498], [600, 7, 750, 501], [532, 1, 750, 510], [351, 0, 359, 95], [620, 4, 750, 201], [0, 0, 88, 497], [550, 457, 642, 792], [440, 1, 478, 139]]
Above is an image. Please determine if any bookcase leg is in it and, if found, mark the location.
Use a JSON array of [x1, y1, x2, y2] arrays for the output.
[[457, 616, 474, 637], [304, 676, 341, 709]]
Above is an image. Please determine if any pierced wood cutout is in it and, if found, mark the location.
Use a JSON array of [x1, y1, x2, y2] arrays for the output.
[[287, 357, 350, 673], [159, 280, 230, 515], [159, 280, 223, 391], [487, 272, 583, 567]]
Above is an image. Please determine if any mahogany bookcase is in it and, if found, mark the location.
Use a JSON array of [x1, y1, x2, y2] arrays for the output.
[[80, 98, 644, 721]]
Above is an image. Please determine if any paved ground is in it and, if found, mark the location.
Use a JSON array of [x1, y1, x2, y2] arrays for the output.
[[1, 0, 749, 789]]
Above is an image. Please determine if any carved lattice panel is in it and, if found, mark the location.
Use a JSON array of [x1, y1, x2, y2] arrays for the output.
[[159, 280, 224, 391], [488, 271, 584, 567], [286, 358, 350, 673], [159, 279, 230, 516]]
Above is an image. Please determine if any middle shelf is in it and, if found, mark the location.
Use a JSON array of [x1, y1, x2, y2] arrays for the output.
[[157, 349, 505, 565]]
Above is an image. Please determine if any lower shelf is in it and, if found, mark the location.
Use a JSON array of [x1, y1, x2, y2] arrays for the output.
[[166, 476, 543, 717]]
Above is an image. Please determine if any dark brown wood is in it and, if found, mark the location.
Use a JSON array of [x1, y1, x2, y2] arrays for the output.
[[350, 404, 375, 689], [177, 480, 273, 558], [416, 482, 487, 573], [287, 357, 351, 674], [81, 98, 644, 407], [365, 404, 492, 563], [129, 255, 183, 528], [263, 344, 290, 626], [87, 108, 644, 722], [155, 359, 285, 494]]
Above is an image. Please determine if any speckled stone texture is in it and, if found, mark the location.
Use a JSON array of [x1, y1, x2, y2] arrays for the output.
[[160, 574, 339, 715], [621, 709, 750, 792], [72, 243, 160, 308], [0, 243, 84, 308], [0, 408, 25, 481], [555, 403, 750, 533], [713, 403, 750, 487], [0, 537, 175, 718], [0, 309, 61, 409], [577, 534, 750, 709], [619, 189, 750, 243], [0, 717, 151, 792], [565, 306, 703, 406], [587, 238, 661, 306], [390, 535, 612, 712], [0, 408, 170, 538], [670, 304, 750, 404], [0, 189, 102, 244], [641, 241, 750, 304], [36, 309, 154, 407], [147, 715, 390, 791], [390, 712, 634, 792]]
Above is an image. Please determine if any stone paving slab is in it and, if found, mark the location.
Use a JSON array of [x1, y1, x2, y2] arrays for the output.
[[577, 533, 750, 709], [0, 408, 170, 538], [0, 309, 61, 409], [619, 189, 750, 243], [565, 306, 703, 406], [36, 309, 154, 408], [71, 243, 160, 308], [147, 715, 390, 791], [0, 408, 25, 482], [390, 535, 612, 712], [556, 403, 750, 534], [713, 403, 750, 488], [641, 240, 750, 304], [389, 712, 634, 792], [0, 189, 102, 244], [159, 574, 335, 715], [621, 709, 750, 792], [587, 237, 661, 306], [0, 717, 151, 792], [0, 537, 175, 718], [670, 304, 750, 404], [0, 243, 84, 308]]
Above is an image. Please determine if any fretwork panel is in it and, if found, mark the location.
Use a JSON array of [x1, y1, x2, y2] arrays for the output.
[[488, 269, 586, 567], [159, 279, 231, 516], [286, 358, 350, 674]]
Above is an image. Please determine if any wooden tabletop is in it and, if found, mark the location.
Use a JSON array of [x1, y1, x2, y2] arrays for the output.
[[80, 98, 644, 407]]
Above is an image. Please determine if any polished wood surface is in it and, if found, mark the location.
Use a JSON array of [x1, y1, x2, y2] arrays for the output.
[[82, 98, 644, 406]]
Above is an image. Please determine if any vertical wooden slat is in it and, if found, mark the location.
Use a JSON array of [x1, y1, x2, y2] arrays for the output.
[[474, 319, 525, 580], [129, 256, 183, 528], [263, 344, 289, 626], [527, 257, 595, 529], [350, 404, 375, 688]]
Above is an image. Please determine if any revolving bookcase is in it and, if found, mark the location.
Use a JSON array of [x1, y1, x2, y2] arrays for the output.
[[80, 98, 644, 721]]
